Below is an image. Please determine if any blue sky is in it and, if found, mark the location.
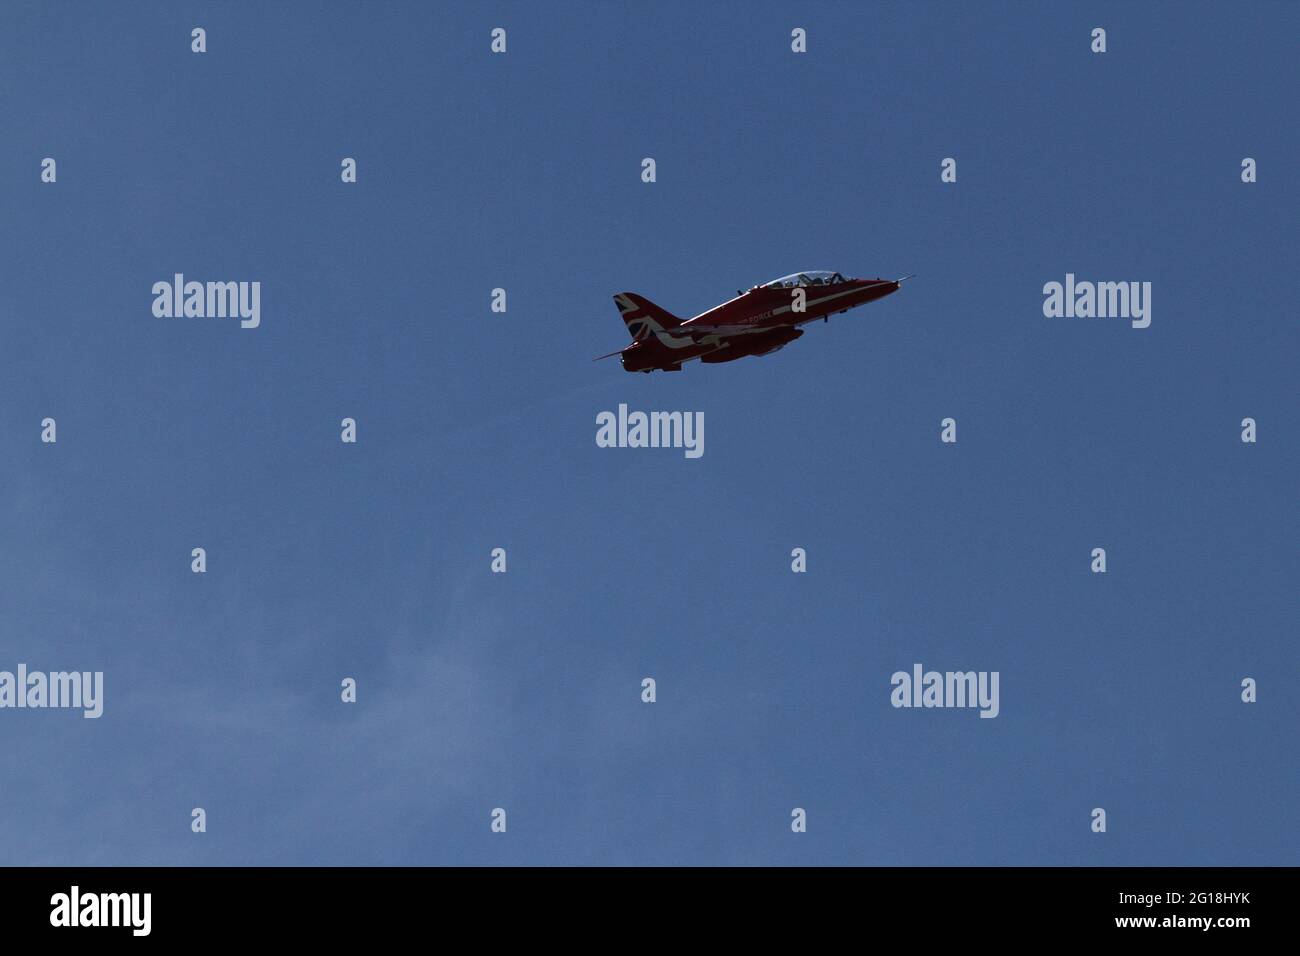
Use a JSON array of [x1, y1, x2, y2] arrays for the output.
[[1, 1, 1295, 865]]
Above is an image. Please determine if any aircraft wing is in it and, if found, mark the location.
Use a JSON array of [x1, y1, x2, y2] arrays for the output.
[[663, 323, 786, 340]]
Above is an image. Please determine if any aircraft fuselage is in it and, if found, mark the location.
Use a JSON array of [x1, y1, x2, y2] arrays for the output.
[[618, 275, 902, 372]]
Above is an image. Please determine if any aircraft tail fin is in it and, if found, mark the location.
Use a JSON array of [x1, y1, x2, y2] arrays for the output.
[[614, 293, 681, 341]]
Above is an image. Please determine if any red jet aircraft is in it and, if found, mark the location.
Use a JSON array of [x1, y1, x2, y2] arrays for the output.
[[596, 270, 911, 372]]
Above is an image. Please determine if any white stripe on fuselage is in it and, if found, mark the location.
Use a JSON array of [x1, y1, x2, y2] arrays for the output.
[[770, 284, 867, 320], [667, 282, 891, 341], [643, 281, 893, 362], [654, 329, 706, 349]]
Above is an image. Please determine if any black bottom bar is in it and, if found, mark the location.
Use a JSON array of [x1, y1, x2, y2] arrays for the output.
[[0, 866, 1282, 941]]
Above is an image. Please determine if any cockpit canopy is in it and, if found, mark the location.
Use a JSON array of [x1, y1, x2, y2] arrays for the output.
[[761, 270, 847, 289]]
